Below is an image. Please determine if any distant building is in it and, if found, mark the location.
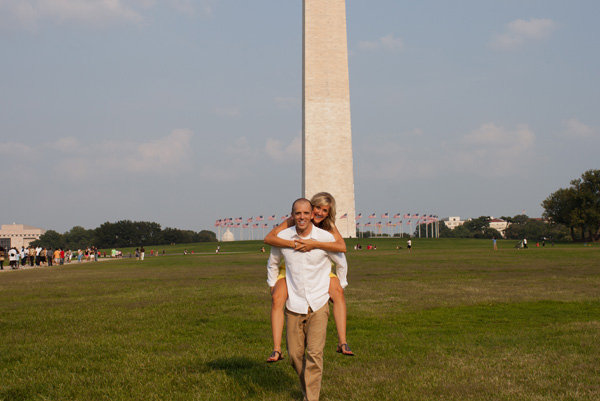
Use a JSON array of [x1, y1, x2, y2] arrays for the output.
[[221, 228, 235, 242], [442, 217, 465, 230], [489, 218, 509, 238], [0, 224, 46, 248], [442, 216, 509, 238]]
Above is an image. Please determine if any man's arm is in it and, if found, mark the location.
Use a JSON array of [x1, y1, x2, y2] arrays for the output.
[[266, 247, 283, 287], [294, 223, 346, 253], [264, 218, 296, 249], [327, 251, 348, 288]]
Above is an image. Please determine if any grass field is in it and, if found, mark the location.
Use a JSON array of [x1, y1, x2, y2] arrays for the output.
[[1, 238, 599, 400]]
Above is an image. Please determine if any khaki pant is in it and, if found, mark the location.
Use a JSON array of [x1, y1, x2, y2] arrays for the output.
[[286, 304, 329, 401]]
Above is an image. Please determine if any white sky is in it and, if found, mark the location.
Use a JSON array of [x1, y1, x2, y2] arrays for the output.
[[1, 0, 599, 233]]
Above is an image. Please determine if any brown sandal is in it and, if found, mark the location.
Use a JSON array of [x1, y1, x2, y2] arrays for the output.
[[266, 350, 283, 363], [336, 343, 355, 356]]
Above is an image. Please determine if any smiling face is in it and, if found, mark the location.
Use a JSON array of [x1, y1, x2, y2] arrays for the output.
[[309, 192, 336, 231], [292, 198, 313, 236], [312, 204, 330, 225]]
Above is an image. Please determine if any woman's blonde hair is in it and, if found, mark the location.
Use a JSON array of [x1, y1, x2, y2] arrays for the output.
[[310, 192, 336, 232]]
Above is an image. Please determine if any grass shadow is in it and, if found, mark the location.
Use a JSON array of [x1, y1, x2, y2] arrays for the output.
[[206, 356, 300, 399]]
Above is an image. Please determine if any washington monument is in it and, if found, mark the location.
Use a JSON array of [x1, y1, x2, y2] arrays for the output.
[[302, 0, 356, 238]]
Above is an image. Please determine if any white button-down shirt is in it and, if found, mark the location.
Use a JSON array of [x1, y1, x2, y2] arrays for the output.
[[267, 224, 348, 314]]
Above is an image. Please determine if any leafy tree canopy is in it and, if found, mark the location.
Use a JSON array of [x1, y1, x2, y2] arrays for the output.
[[31, 221, 217, 249], [542, 169, 600, 241]]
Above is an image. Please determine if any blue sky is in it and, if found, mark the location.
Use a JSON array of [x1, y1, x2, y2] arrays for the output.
[[1, 0, 598, 233]]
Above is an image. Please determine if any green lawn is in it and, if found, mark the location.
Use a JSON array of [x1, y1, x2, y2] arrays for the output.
[[1, 239, 599, 400]]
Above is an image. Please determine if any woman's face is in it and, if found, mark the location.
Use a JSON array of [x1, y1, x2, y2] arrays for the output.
[[312, 203, 330, 224]]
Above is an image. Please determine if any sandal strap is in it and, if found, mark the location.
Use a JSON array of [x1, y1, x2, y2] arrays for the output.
[[338, 343, 354, 354], [267, 350, 282, 361]]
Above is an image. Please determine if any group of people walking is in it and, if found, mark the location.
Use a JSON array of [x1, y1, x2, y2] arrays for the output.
[[0, 246, 100, 270]]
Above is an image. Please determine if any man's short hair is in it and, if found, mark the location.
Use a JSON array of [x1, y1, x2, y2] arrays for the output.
[[292, 198, 313, 214]]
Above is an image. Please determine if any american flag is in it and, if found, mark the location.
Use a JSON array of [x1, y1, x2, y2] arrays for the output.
[[268, 215, 276, 220], [252, 223, 259, 228], [263, 223, 269, 228], [256, 216, 264, 221], [281, 214, 289, 220], [404, 214, 410, 219], [368, 213, 376, 218], [247, 217, 253, 223], [393, 213, 401, 219], [381, 212, 389, 219], [339, 213, 348, 219], [243, 223, 249, 228], [235, 217, 243, 223], [356, 213, 362, 219], [214, 219, 221, 227]]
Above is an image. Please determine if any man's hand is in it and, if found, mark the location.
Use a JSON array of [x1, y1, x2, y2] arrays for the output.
[[294, 239, 316, 252]]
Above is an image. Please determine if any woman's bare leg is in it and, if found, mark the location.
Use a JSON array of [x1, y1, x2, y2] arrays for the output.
[[329, 277, 354, 355], [329, 277, 347, 345], [268, 278, 287, 360]]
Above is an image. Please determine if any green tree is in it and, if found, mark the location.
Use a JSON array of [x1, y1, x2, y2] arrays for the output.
[[542, 169, 600, 241], [542, 188, 578, 240], [574, 169, 600, 241], [36, 222, 218, 250], [462, 216, 491, 236], [32, 230, 65, 249], [64, 226, 94, 249], [439, 217, 501, 239], [197, 230, 217, 242], [439, 221, 454, 237]]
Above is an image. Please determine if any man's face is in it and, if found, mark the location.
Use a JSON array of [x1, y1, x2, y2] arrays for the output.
[[293, 200, 313, 233]]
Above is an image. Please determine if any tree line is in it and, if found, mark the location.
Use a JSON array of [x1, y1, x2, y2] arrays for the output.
[[31, 220, 217, 250], [436, 215, 570, 241], [542, 169, 600, 242], [436, 168, 599, 242]]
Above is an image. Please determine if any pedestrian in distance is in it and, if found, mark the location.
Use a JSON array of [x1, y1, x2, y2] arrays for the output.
[[9, 247, 18, 269], [0, 246, 5, 270]]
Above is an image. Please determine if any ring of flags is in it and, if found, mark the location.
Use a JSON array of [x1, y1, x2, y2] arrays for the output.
[[214, 212, 440, 240]]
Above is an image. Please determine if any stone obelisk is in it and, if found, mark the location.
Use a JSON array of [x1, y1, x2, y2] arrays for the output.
[[303, 0, 356, 238]]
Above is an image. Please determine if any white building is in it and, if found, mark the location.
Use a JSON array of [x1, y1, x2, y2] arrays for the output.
[[489, 218, 509, 238], [442, 216, 509, 238], [0, 224, 46, 248], [221, 229, 235, 242], [442, 217, 465, 230]]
